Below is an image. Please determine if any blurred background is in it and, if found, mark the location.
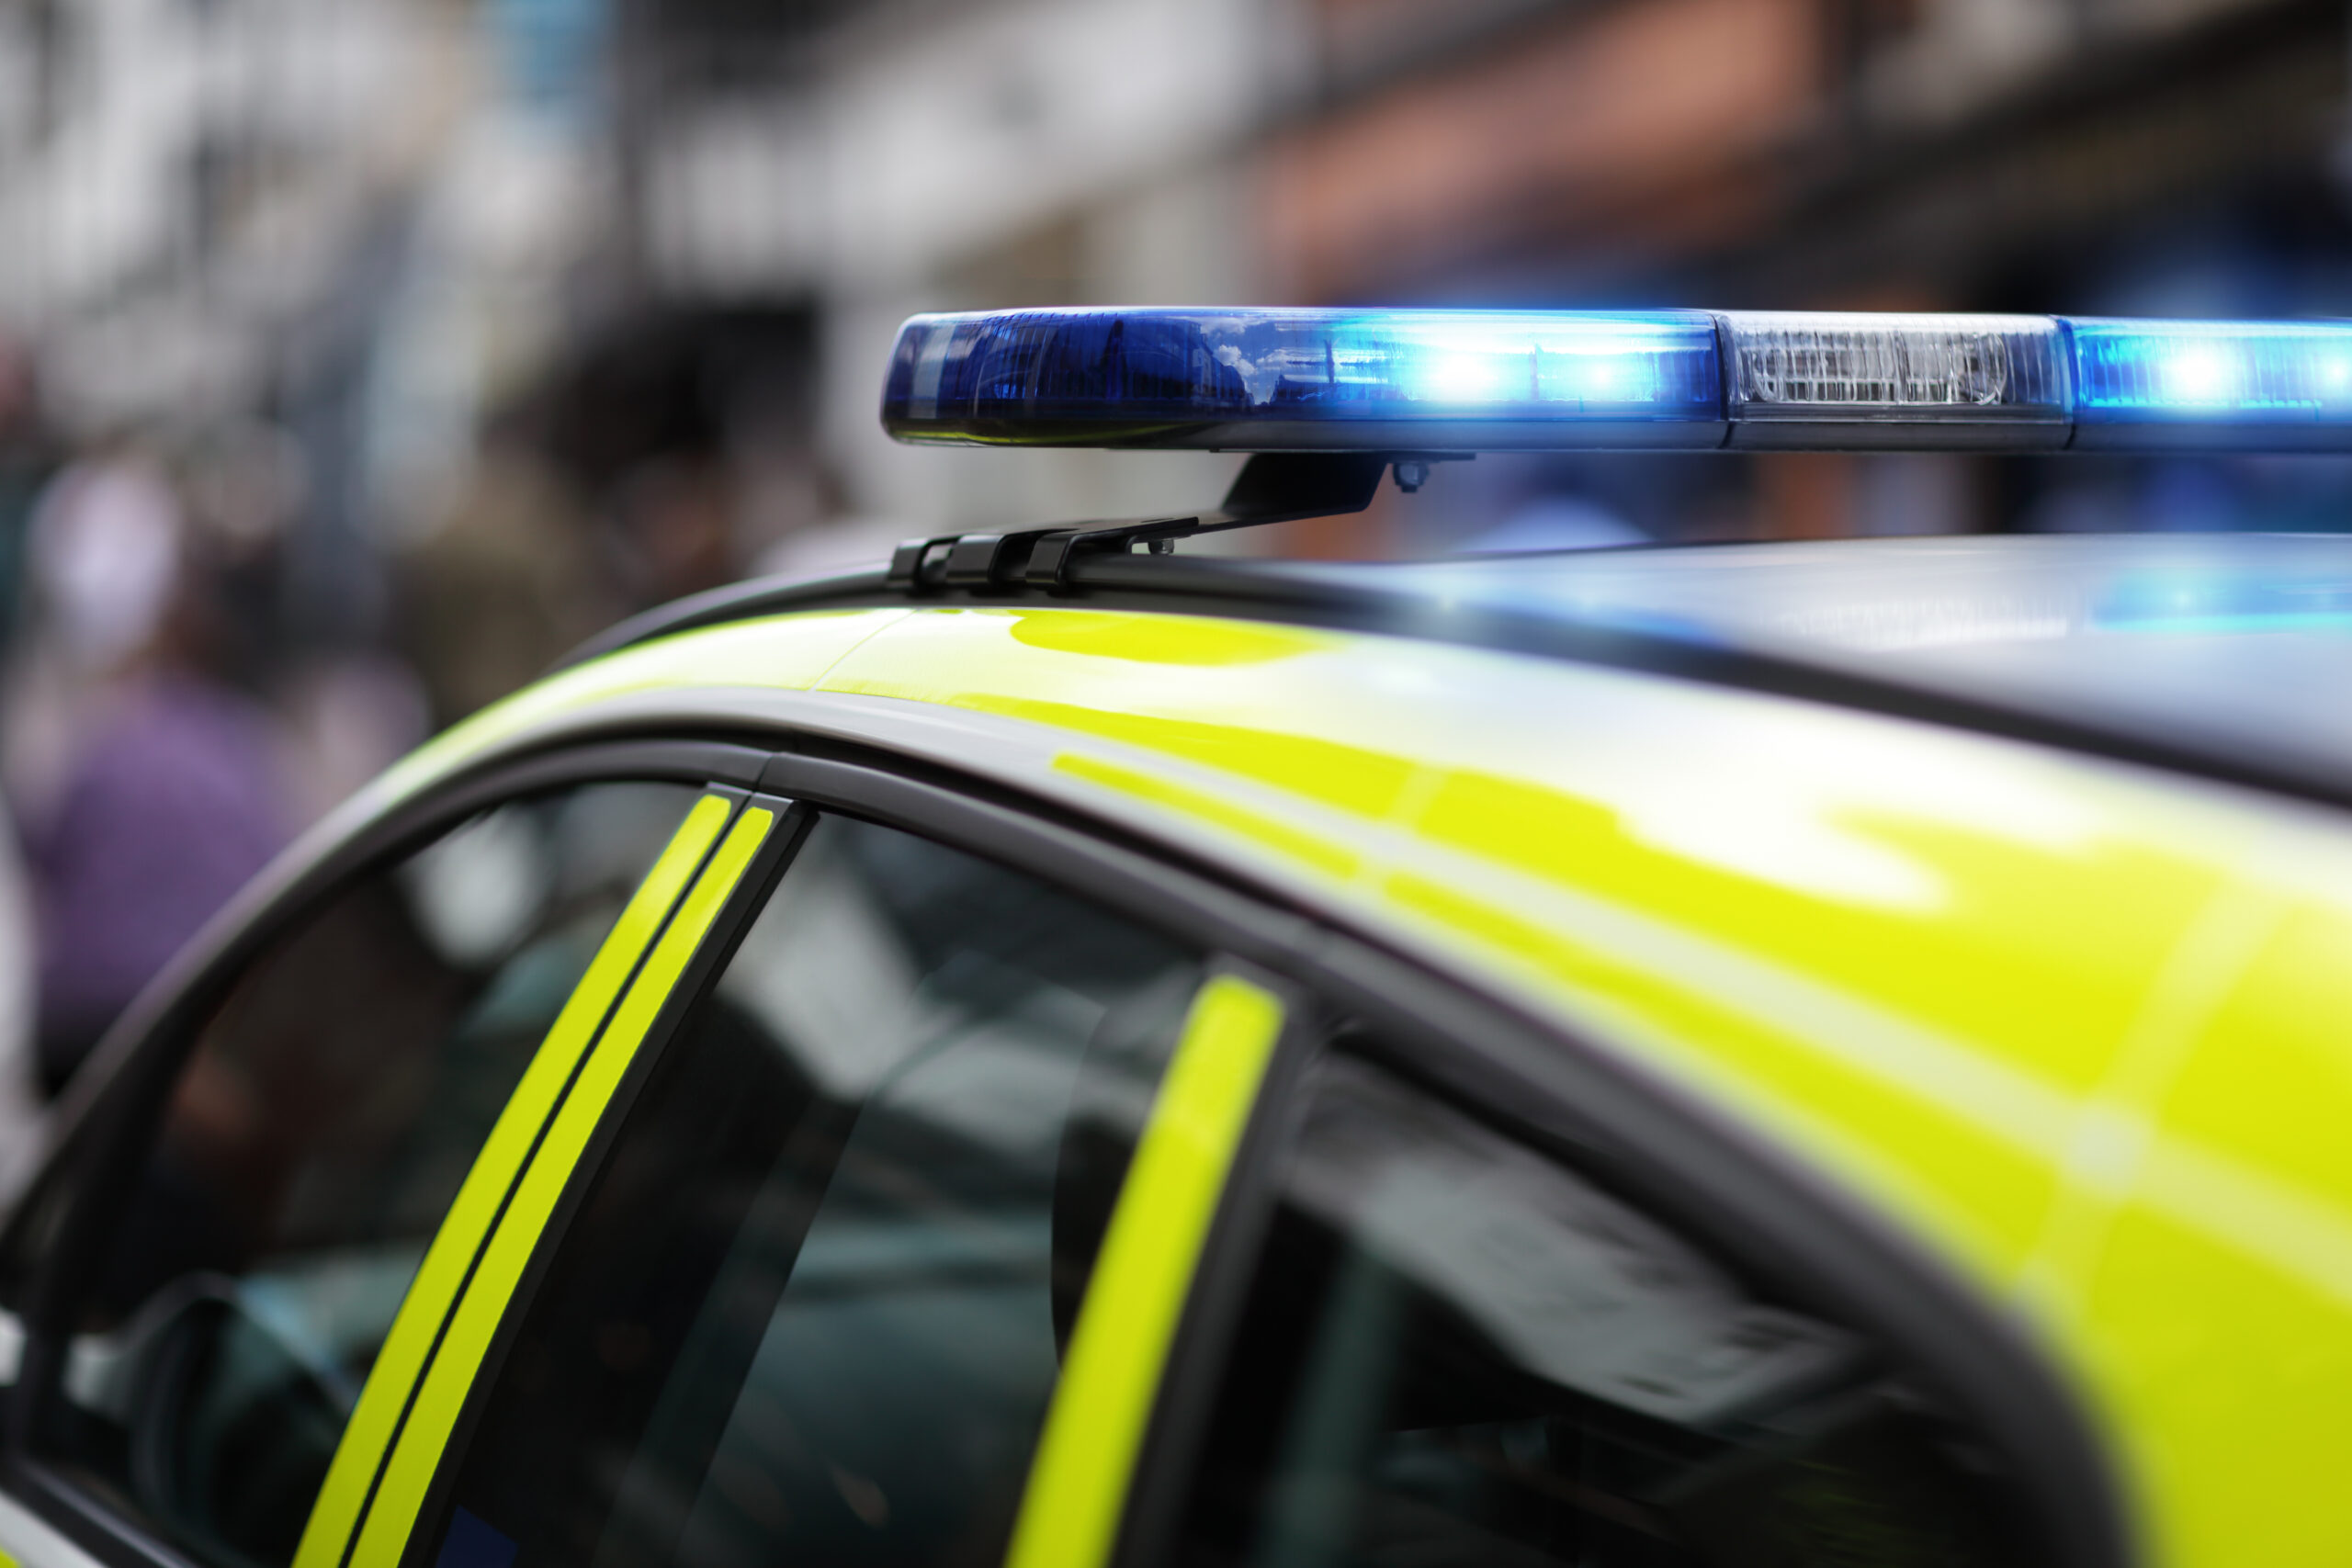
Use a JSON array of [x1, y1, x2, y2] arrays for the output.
[[1, 0, 2351, 1134]]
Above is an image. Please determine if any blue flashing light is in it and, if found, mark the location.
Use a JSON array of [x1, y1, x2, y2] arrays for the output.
[[2095, 571, 2352, 635], [2067, 320, 2352, 447], [882, 309, 1724, 450], [881, 308, 2352, 454]]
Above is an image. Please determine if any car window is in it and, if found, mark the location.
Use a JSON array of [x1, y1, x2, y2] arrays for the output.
[[32, 780, 707, 1568], [422, 811, 1205, 1568], [1170, 1052, 2037, 1568]]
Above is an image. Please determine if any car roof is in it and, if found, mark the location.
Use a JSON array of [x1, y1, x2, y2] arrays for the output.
[[575, 530, 2352, 813]]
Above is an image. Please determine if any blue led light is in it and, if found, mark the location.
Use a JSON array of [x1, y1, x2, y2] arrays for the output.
[[2094, 571, 2352, 635], [2066, 319, 2352, 446], [882, 308, 1724, 450], [881, 308, 2352, 453]]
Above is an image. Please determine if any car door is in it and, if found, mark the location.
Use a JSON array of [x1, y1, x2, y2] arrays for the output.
[[364, 803, 1276, 1568], [276, 783, 2090, 1568], [0, 742, 783, 1568]]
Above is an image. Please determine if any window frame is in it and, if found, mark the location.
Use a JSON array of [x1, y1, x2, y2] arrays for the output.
[[0, 725, 2132, 1568], [0, 739, 775, 1568]]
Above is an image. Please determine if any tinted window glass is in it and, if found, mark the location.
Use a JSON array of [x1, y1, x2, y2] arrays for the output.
[[1174, 1055, 2034, 1568], [430, 813, 1204, 1568], [38, 782, 704, 1568]]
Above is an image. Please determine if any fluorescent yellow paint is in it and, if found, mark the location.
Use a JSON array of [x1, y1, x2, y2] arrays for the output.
[[346, 807, 777, 1568], [1055, 752, 1363, 882], [338, 597, 2352, 1568], [2062, 856, 2352, 1568], [289, 791, 734, 1568], [1006, 607, 1330, 666], [813, 608, 2239, 1270], [1007, 974, 1286, 1568], [352, 608, 910, 822]]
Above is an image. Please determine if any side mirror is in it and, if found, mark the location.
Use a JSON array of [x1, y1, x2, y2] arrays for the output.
[[127, 1278, 347, 1567]]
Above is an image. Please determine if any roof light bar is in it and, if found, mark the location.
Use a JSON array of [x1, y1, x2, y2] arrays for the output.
[[881, 308, 2352, 453]]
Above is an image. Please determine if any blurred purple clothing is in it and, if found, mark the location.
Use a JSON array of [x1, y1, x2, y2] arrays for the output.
[[29, 674, 288, 1087]]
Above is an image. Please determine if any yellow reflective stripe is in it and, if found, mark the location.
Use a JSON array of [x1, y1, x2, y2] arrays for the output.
[[1006, 973, 1287, 1568], [348, 805, 778, 1568], [290, 791, 734, 1568]]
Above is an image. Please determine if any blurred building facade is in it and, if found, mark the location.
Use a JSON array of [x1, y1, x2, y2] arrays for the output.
[[616, 0, 2352, 548], [1240, 0, 2352, 543], [0, 0, 2348, 626]]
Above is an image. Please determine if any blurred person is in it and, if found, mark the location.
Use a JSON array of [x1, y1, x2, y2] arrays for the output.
[[395, 420, 616, 728], [178, 420, 309, 692], [0, 341, 58, 650], [184, 421, 431, 823], [12, 446, 293, 1097]]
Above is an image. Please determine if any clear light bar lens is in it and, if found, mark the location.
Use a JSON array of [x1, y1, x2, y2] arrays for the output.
[[2068, 320, 2352, 423], [1722, 313, 2069, 422]]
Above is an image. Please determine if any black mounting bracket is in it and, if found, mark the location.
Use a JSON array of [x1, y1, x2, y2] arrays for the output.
[[886, 451, 1469, 593]]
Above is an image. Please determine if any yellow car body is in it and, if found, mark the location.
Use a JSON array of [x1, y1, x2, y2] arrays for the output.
[[4, 532, 2348, 1568], [369, 545, 2352, 1568]]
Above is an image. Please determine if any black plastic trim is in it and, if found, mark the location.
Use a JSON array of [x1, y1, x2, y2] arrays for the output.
[[885, 453, 1398, 593]]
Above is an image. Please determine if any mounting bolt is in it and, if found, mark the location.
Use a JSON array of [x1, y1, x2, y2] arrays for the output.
[[1394, 458, 1431, 493], [1148, 536, 1176, 555]]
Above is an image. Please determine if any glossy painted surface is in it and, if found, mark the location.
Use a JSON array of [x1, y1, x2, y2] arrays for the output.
[[378, 599, 2352, 1568]]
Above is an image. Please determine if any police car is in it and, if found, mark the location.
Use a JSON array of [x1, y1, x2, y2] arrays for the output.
[[0, 308, 2347, 1568]]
